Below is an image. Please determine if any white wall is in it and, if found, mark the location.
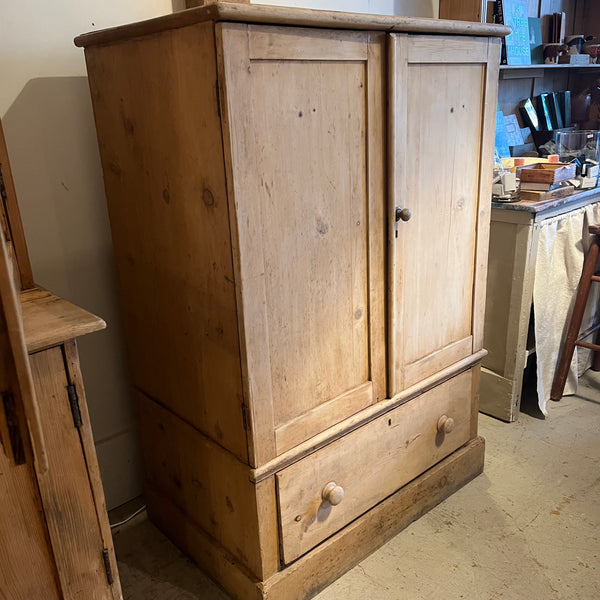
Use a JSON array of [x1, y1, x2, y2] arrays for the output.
[[0, 0, 173, 510], [1, 0, 437, 510], [255, 0, 437, 17]]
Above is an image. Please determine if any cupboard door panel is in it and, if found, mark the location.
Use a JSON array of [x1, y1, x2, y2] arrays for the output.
[[220, 24, 385, 462], [31, 347, 114, 600], [389, 34, 491, 395]]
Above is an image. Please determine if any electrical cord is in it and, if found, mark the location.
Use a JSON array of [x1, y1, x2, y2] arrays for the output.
[[110, 504, 146, 529]]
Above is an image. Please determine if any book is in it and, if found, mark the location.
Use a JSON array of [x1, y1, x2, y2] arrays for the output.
[[504, 114, 524, 147], [528, 18, 543, 64], [520, 185, 575, 202], [536, 94, 554, 131], [549, 93, 564, 129], [495, 110, 511, 158], [550, 11, 567, 44], [557, 91, 571, 127], [496, 0, 531, 65], [519, 99, 539, 132], [559, 11, 566, 44]]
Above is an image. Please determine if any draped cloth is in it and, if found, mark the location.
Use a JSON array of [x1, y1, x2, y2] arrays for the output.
[[533, 202, 600, 415]]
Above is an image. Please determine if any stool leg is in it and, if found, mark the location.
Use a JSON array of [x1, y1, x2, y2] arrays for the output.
[[592, 331, 600, 371], [550, 237, 600, 401]]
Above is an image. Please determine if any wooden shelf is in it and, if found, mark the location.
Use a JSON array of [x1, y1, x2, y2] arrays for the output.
[[499, 63, 600, 79], [20, 286, 106, 353], [500, 63, 600, 69]]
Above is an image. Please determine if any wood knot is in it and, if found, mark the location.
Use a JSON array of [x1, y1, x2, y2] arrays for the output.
[[122, 116, 135, 135], [109, 162, 121, 176], [203, 188, 215, 207], [316, 218, 329, 235]]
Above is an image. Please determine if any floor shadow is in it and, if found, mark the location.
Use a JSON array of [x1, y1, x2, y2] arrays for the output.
[[518, 354, 546, 419]]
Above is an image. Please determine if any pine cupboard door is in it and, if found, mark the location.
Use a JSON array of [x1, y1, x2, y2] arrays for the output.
[[388, 34, 500, 396], [30, 344, 121, 600], [0, 212, 59, 599], [218, 24, 386, 465], [0, 305, 60, 598]]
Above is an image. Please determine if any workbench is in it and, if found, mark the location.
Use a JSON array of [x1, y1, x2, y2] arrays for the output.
[[482, 186, 600, 421]]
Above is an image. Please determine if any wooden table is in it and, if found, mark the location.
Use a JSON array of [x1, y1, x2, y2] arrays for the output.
[[481, 186, 600, 421]]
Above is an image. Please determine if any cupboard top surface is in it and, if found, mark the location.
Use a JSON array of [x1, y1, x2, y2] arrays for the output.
[[20, 287, 106, 353], [74, 2, 509, 48]]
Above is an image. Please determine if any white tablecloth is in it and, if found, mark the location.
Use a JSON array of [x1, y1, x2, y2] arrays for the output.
[[533, 202, 600, 414]]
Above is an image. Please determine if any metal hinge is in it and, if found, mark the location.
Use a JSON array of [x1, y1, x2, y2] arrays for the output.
[[67, 384, 82, 428], [102, 548, 114, 585]]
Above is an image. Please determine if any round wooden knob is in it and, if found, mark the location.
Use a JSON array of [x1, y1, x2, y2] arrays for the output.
[[321, 481, 344, 506], [437, 415, 455, 434], [395, 207, 412, 222]]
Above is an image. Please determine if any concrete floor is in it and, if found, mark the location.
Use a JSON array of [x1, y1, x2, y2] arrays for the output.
[[111, 372, 600, 600]]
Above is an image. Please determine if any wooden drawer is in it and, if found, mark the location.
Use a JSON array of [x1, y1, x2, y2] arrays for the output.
[[276, 369, 474, 563]]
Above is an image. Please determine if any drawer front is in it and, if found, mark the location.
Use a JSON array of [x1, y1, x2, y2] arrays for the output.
[[276, 369, 474, 563]]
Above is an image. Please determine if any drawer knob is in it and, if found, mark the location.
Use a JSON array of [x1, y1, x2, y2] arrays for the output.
[[322, 481, 344, 506], [437, 415, 455, 434]]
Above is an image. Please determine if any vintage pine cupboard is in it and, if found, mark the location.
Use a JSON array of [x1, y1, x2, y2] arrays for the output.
[[76, 5, 508, 599]]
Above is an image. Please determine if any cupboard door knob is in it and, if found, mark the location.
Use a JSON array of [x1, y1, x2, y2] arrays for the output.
[[322, 481, 344, 506], [395, 207, 412, 222], [437, 415, 455, 434]]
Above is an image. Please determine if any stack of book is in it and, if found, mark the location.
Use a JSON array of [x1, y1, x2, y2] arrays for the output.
[[549, 11, 566, 44], [519, 92, 571, 133], [519, 162, 577, 201], [495, 0, 530, 65]]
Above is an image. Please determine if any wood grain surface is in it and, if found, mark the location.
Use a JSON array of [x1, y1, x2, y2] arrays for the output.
[[20, 287, 105, 353]]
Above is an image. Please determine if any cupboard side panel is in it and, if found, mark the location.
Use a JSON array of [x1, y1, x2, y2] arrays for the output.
[[137, 391, 274, 579], [472, 38, 501, 353], [84, 23, 248, 462]]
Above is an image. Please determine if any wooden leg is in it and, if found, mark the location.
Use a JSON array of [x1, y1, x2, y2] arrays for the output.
[[591, 333, 600, 371], [550, 237, 600, 400]]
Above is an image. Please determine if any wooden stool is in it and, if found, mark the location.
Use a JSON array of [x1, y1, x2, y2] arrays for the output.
[[551, 225, 600, 401]]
